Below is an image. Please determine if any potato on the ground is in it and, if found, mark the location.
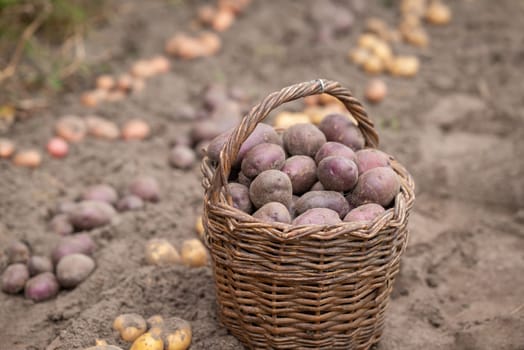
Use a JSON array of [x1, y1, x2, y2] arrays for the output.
[[181, 239, 208, 267], [365, 78, 387, 103], [169, 145, 196, 169], [56, 253, 95, 288], [116, 195, 144, 212], [6, 240, 31, 264], [146, 314, 164, 328], [122, 119, 150, 140], [252, 202, 291, 224], [292, 208, 342, 225], [145, 239, 180, 266], [82, 184, 118, 205], [226, 183, 253, 214], [318, 113, 365, 151], [55, 200, 76, 215], [249, 169, 293, 209], [1, 263, 29, 294], [51, 233, 96, 264], [317, 156, 359, 192], [343, 203, 385, 222], [0, 138, 15, 158], [157, 317, 192, 350], [55, 115, 86, 143], [13, 149, 42, 168], [49, 214, 74, 236], [281, 155, 317, 195], [315, 141, 356, 164], [86, 116, 120, 140], [47, 137, 69, 158], [128, 176, 160, 202], [351, 167, 400, 207], [355, 148, 390, 174], [24, 272, 60, 302], [130, 327, 164, 350], [27, 256, 53, 276], [241, 143, 286, 178], [69, 200, 116, 231], [294, 191, 350, 218], [113, 313, 147, 342], [282, 123, 326, 157]]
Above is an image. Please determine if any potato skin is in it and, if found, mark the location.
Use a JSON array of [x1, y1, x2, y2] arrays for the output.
[[249, 170, 293, 209], [292, 208, 342, 225], [294, 191, 350, 218], [51, 233, 96, 264], [226, 183, 253, 214], [355, 148, 390, 174], [310, 181, 325, 191], [252, 202, 291, 224], [116, 195, 144, 212], [283, 123, 326, 157], [24, 272, 60, 302], [56, 253, 96, 288], [351, 167, 400, 207], [27, 256, 53, 276], [315, 141, 356, 164], [180, 239, 208, 267], [69, 200, 116, 231], [1, 263, 29, 294], [49, 214, 74, 236], [317, 156, 359, 192], [6, 240, 31, 264], [343, 203, 385, 222], [241, 143, 286, 178], [129, 176, 160, 202], [81, 184, 118, 205], [145, 239, 180, 266], [113, 313, 147, 342], [318, 113, 365, 151], [281, 156, 317, 195]]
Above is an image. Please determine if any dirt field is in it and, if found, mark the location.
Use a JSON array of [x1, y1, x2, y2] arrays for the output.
[[1, 0, 523, 349]]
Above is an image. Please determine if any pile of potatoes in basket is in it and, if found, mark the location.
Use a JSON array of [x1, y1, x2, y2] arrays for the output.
[[207, 113, 400, 225]]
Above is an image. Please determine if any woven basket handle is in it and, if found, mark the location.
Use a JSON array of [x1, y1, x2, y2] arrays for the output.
[[210, 79, 379, 201]]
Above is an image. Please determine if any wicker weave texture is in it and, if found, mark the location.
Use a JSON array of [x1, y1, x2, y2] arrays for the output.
[[201, 79, 415, 349]]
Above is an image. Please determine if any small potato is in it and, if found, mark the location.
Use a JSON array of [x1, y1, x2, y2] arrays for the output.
[[315, 142, 356, 164], [46, 137, 69, 158], [273, 112, 311, 129], [318, 114, 365, 151], [351, 167, 400, 207], [388, 55, 420, 77], [55, 200, 76, 215], [24, 272, 60, 302], [169, 145, 196, 170], [49, 214, 74, 236], [241, 143, 286, 178], [0, 138, 15, 158], [145, 239, 180, 266], [310, 181, 324, 191], [116, 195, 144, 212], [249, 169, 293, 209], [130, 328, 164, 350], [195, 216, 205, 239], [363, 55, 384, 74], [96, 75, 115, 90], [252, 202, 291, 224], [69, 200, 116, 230], [147, 315, 164, 328], [129, 176, 160, 202], [150, 55, 170, 74], [343, 203, 385, 222], [283, 123, 326, 157], [113, 313, 147, 342], [212, 8, 234, 32], [181, 239, 208, 267], [349, 47, 371, 66], [160, 317, 192, 350], [294, 191, 350, 218], [355, 148, 390, 174], [55, 115, 87, 143], [365, 79, 387, 104], [281, 156, 317, 195], [190, 121, 228, 146], [81, 90, 105, 107], [86, 116, 120, 140], [56, 253, 95, 288], [292, 208, 342, 226], [51, 233, 96, 264], [197, 5, 216, 25], [27, 256, 53, 276], [13, 149, 42, 168], [317, 156, 359, 192], [82, 184, 118, 205], [122, 119, 150, 140], [425, 1, 451, 25], [6, 240, 31, 264], [226, 183, 253, 214], [1, 263, 29, 294]]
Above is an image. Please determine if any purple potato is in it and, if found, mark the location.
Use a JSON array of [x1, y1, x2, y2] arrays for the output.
[[253, 202, 291, 224], [292, 208, 342, 225], [315, 142, 356, 164], [128, 176, 160, 202], [27, 256, 53, 276], [24, 272, 59, 302], [355, 148, 390, 174], [241, 143, 286, 178], [294, 191, 350, 218], [81, 184, 118, 205], [56, 253, 95, 288], [249, 170, 293, 209], [203, 83, 228, 110], [317, 156, 359, 192], [282, 123, 326, 157], [6, 240, 31, 264], [226, 183, 253, 214], [116, 195, 144, 212], [1, 263, 29, 294], [351, 167, 400, 207], [69, 200, 116, 231], [169, 145, 196, 169], [51, 233, 96, 264], [318, 113, 365, 150], [310, 181, 325, 191], [237, 171, 251, 187], [49, 214, 73, 236], [343, 203, 385, 222], [281, 155, 317, 195]]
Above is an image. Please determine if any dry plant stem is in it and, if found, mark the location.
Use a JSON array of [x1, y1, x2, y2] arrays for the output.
[[0, 1, 52, 83]]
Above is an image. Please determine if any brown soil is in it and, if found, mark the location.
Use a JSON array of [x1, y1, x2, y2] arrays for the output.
[[1, 0, 523, 349]]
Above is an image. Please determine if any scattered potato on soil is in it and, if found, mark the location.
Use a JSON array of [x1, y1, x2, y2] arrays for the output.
[[82, 184, 118, 205], [197, 5, 216, 25], [315, 142, 356, 164], [195, 216, 205, 239], [365, 79, 387, 103], [219, 0, 251, 14], [117, 74, 133, 92], [317, 156, 359, 192], [249, 169, 293, 209], [56, 253, 95, 288], [145, 239, 180, 266], [318, 113, 365, 151], [146, 315, 164, 328], [27, 256, 53, 276], [159, 317, 193, 350], [344, 203, 385, 222], [181, 239, 208, 267], [113, 313, 147, 342], [49, 214, 74, 236], [130, 327, 164, 350], [131, 60, 156, 79], [358, 33, 380, 50], [351, 167, 400, 207], [1, 263, 29, 294], [252, 202, 291, 224], [355, 148, 390, 174], [13, 149, 42, 168], [6, 240, 31, 264], [122, 119, 150, 140], [129, 176, 160, 202], [212, 8, 234, 32], [241, 143, 286, 178], [363, 55, 384, 74], [150, 55, 171, 74], [24, 272, 60, 302], [294, 191, 350, 218], [55, 200, 77, 215], [388, 55, 420, 77], [283, 123, 326, 157], [0, 138, 15, 158], [169, 145, 196, 169], [96, 75, 115, 90], [47, 137, 69, 158], [116, 195, 144, 212], [86, 116, 120, 140], [281, 155, 317, 195], [165, 32, 221, 59], [273, 112, 311, 129], [51, 233, 96, 264], [69, 200, 116, 230], [55, 115, 87, 143], [226, 182, 253, 214], [292, 208, 342, 225], [425, 1, 451, 25], [81, 90, 106, 107], [349, 47, 371, 65]]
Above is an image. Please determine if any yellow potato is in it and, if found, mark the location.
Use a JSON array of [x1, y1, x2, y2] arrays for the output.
[[273, 112, 310, 129], [357, 33, 379, 50], [388, 55, 420, 77], [425, 1, 451, 25], [147, 315, 165, 328], [113, 313, 147, 342], [181, 239, 208, 267], [195, 216, 205, 239], [348, 47, 371, 66], [371, 40, 393, 64], [363, 55, 384, 74], [145, 239, 180, 266], [158, 318, 192, 350], [130, 329, 164, 350], [401, 26, 429, 47], [304, 105, 355, 126]]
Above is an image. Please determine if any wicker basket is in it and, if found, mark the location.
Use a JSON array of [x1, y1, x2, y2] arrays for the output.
[[201, 79, 415, 350]]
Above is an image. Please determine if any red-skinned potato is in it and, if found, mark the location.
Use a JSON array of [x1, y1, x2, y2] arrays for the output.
[[226, 183, 253, 214], [315, 142, 356, 164], [281, 155, 317, 195], [69, 200, 116, 230], [249, 169, 293, 209], [1, 263, 29, 294], [47, 137, 69, 158], [56, 253, 95, 288], [317, 156, 359, 192], [113, 313, 147, 342], [252, 202, 291, 224], [27, 256, 53, 276], [292, 208, 342, 225], [116, 195, 144, 212], [241, 143, 286, 178], [351, 167, 400, 207], [294, 191, 350, 218], [49, 214, 74, 236], [355, 148, 390, 174], [81, 184, 118, 205], [283, 123, 326, 157], [51, 233, 96, 264], [24, 272, 60, 302], [343, 203, 385, 222], [318, 113, 365, 151], [129, 176, 160, 202], [6, 240, 31, 264]]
